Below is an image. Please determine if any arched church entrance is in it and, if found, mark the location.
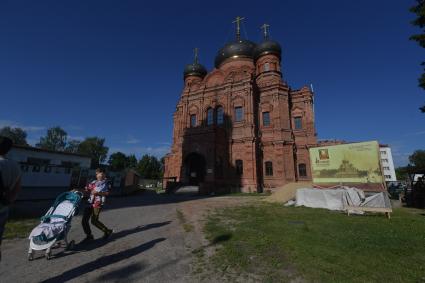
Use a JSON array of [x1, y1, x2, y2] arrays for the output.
[[184, 152, 206, 185]]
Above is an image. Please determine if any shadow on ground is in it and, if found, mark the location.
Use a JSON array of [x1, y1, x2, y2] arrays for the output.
[[92, 231, 234, 281], [40, 238, 166, 283], [210, 233, 232, 245], [95, 262, 146, 282], [51, 221, 172, 259], [38, 222, 232, 282]]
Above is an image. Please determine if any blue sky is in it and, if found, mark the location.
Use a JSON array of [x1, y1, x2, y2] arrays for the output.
[[0, 0, 423, 166]]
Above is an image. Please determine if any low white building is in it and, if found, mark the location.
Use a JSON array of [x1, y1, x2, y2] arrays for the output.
[[6, 145, 91, 200], [379, 145, 397, 182]]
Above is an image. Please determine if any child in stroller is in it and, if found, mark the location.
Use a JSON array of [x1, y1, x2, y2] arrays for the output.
[[27, 190, 83, 260]]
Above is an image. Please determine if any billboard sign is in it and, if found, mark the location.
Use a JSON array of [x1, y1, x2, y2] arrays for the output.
[[309, 141, 384, 184]]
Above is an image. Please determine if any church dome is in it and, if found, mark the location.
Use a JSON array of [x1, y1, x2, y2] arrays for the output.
[[183, 62, 207, 79], [214, 39, 257, 68], [253, 39, 282, 61]]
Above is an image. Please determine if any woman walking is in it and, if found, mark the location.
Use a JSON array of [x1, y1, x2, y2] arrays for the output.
[[81, 168, 113, 241]]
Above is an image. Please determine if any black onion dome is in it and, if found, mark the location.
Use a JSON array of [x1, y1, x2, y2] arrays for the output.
[[183, 62, 207, 79], [214, 39, 257, 68], [253, 39, 282, 61]]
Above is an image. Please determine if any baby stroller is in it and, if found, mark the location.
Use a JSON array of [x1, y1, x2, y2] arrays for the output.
[[27, 191, 83, 260]]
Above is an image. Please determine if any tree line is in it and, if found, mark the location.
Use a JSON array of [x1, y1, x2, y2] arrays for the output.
[[0, 126, 164, 179], [395, 149, 425, 180]]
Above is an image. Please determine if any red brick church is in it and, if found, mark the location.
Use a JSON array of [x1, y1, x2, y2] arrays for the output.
[[164, 18, 317, 193]]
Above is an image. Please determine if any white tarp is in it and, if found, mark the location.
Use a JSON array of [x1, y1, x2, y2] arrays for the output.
[[29, 221, 66, 241], [295, 187, 391, 212], [361, 192, 391, 208]]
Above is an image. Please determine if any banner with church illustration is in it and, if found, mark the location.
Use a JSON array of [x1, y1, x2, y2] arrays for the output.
[[309, 141, 384, 184]]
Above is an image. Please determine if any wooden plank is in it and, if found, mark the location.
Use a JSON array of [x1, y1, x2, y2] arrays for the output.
[[345, 206, 392, 213], [345, 206, 392, 219]]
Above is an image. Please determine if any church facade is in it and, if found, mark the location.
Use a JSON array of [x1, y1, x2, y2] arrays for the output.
[[164, 19, 317, 193]]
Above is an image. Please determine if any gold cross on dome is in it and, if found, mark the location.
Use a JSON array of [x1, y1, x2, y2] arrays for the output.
[[261, 23, 270, 39], [232, 16, 245, 40]]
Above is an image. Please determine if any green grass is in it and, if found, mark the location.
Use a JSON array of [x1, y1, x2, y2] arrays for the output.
[[204, 203, 425, 282], [176, 209, 194, 232], [4, 217, 39, 239]]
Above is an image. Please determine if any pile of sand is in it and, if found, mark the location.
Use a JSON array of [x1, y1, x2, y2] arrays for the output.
[[265, 181, 312, 203]]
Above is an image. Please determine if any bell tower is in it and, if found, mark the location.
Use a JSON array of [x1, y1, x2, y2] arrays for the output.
[[254, 24, 282, 77]]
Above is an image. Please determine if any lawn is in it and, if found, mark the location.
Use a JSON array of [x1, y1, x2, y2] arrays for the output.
[[4, 217, 39, 239], [204, 203, 425, 282]]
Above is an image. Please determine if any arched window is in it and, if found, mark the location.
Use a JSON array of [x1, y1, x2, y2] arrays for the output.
[[262, 111, 270, 126], [298, 163, 307, 177], [265, 161, 273, 176], [264, 63, 270, 72], [294, 117, 302, 130], [216, 106, 224, 125], [207, 108, 214, 126], [234, 106, 243, 122], [190, 114, 197, 127], [235, 159, 243, 175]]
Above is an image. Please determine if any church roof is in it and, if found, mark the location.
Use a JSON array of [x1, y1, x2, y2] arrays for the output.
[[183, 48, 207, 79], [186, 19, 283, 72], [214, 39, 257, 68], [253, 39, 282, 61], [183, 62, 207, 79]]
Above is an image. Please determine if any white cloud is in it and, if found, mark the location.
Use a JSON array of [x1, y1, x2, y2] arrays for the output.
[[26, 138, 39, 145], [0, 120, 46, 132], [403, 130, 425, 136], [126, 138, 141, 144]]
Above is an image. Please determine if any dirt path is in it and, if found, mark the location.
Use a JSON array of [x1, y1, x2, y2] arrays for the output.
[[0, 191, 257, 282]]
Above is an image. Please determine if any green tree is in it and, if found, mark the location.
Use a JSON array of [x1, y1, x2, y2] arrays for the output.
[[108, 152, 129, 171], [36, 126, 67, 151], [127, 154, 138, 169], [137, 154, 151, 177], [0, 127, 29, 146], [78, 137, 109, 169], [395, 166, 409, 181], [65, 139, 81, 154], [410, 0, 425, 112], [150, 156, 162, 179], [160, 156, 165, 172], [137, 154, 162, 179], [409, 149, 425, 168]]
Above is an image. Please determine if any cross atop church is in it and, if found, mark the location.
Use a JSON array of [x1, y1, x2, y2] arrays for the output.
[[232, 16, 245, 40], [261, 23, 270, 39], [193, 47, 199, 64]]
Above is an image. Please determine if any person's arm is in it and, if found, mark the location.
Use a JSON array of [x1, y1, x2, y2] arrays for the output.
[[97, 191, 109, 196], [6, 177, 21, 203], [92, 190, 109, 197]]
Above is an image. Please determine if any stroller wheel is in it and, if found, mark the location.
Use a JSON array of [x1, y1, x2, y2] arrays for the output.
[[27, 251, 34, 261], [66, 240, 75, 251]]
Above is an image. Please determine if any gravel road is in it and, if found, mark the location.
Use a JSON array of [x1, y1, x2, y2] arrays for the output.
[[0, 190, 208, 282]]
